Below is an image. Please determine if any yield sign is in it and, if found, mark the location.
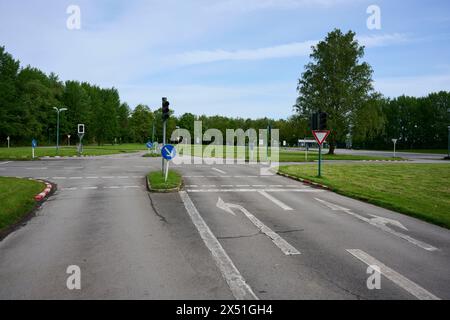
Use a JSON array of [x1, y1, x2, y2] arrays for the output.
[[312, 130, 330, 146]]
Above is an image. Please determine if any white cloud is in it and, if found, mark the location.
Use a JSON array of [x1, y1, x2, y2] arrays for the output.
[[170, 33, 410, 66]]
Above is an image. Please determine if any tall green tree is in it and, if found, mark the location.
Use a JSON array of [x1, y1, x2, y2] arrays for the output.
[[129, 104, 153, 143], [295, 29, 381, 154]]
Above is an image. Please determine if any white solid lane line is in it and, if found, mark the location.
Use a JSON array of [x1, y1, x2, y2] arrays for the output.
[[212, 167, 227, 174], [347, 249, 440, 300], [179, 191, 258, 300], [258, 191, 293, 211], [315, 198, 437, 251]]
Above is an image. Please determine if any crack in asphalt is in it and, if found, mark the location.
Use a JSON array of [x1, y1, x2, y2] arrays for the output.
[[146, 192, 168, 223], [217, 231, 262, 240]]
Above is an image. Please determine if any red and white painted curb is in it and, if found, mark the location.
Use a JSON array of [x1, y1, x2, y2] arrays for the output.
[[34, 181, 53, 201]]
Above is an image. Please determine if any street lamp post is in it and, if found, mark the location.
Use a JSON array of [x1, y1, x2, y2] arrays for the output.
[[53, 107, 67, 155]]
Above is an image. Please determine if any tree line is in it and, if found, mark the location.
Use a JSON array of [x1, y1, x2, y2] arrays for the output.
[[1, 43, 449, 150], [295, 29, 449, 153]]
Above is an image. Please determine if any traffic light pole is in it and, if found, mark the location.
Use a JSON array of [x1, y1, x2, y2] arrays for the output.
[[162, 119, 167, 175]]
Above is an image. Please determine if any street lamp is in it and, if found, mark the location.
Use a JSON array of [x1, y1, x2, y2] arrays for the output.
[[53, 107, 67, 154]]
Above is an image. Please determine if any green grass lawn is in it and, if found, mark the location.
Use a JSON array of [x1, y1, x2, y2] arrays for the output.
[[147, 170, 182, 190], [278, 163, 450, 229], [0, 177, 45, 231], [176, 145, 401, 162], [0, 144, 147, 160]]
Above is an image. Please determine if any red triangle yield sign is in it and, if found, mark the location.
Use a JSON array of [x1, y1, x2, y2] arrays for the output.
[[312, 130, 330, 146]]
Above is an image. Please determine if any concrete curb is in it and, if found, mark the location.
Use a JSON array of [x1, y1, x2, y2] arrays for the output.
[[34, 180, 54, 201], [277, 172, 331, 191], [146, 174, 184, 193]]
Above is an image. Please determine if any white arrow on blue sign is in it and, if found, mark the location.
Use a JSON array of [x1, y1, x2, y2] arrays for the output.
[[146, 141, 153, 149], [32, 139, 37, 148], [161, 144, 176, 161]]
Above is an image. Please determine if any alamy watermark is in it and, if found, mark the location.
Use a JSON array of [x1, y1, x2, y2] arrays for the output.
[[66, 5, 81, 30], [169, 121, 280, 175], [367, 5, 381, 30], [366, 265, 381, 290], [66, 265, 81, 290]]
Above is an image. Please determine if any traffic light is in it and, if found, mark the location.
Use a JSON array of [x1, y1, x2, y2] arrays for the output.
[[311, 113, 319, 130], [162, 97, 170, 121], [319, 112, 327, 130]]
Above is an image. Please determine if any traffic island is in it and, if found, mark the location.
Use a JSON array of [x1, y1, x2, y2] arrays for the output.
[[0, 177, 55, 241], [146, 170, 183, 193]]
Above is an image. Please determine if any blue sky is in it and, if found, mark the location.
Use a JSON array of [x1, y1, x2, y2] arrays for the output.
[[0, 0, 449, 119]]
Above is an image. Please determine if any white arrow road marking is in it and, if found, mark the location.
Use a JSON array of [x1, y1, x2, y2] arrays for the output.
[[216, 198, 300, 256], [0, 161, 11, 165], [212, 167, 227, 175], [258, 191, 293, 211], [347, 249, 440, 300], [315, 198, 437, 251], [179, 191, 258, 300], [369, 214, 408, 231]]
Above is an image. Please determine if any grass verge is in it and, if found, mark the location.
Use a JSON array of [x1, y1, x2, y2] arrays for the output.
[[147, 170, 182, 192], [278, 163, 450, 229], [142, 152, 161, 158], [0, 144, 146, 160], [0, 177, 45, 232]]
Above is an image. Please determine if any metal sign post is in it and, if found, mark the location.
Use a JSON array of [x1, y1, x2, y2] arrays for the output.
[[447, 126, 450, 159], [392, 139, 398, 159], [78, 124, 85, 156], [312, 130, 331, 178], [146, 141, 153, 154], [31, 139, 37, 159], [7, 136, 10, 148], [68, 134, 71, 147]]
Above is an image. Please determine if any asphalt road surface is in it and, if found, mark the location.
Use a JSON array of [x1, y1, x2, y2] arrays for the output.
[[0, 153, 449, 300]]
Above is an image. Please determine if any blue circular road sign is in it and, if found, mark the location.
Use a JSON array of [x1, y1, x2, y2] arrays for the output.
[[32, 139, 37, 148], [146, 141, 153, 149], [161, 144, 176, 161]]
